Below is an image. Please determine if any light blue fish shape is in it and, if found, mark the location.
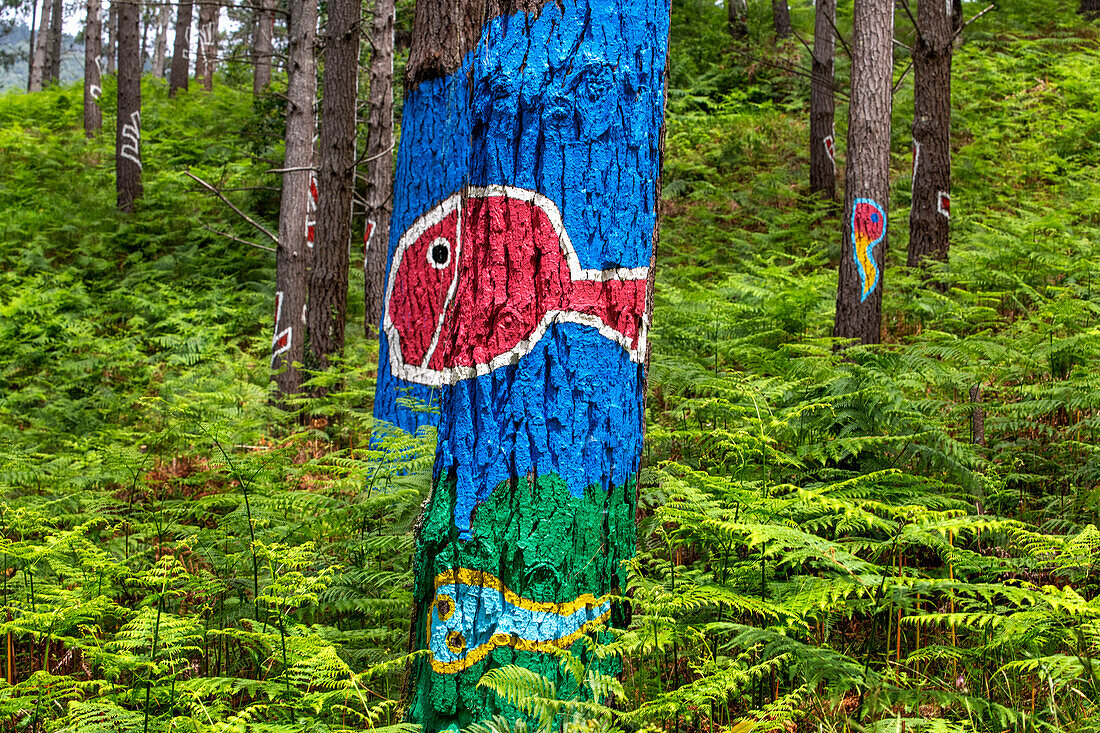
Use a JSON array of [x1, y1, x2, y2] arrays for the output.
[[428, 568, 611, 674]]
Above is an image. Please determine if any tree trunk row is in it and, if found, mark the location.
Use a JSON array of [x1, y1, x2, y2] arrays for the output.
[[168, 0, 193, 97], [362, 0, 395, 335]]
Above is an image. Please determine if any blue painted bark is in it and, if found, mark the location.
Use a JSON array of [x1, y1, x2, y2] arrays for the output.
[[374, 1, 669, 728]]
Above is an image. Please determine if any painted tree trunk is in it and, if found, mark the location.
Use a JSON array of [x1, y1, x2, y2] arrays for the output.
[[907, 0, 953, 267], [833, 0, 892, 346], [772, 0, 792, 38], [728, 0, 747, 40], [151, 4, 171, 78], [29, 0, 50, 92], [46, 0, 63, 85], [168, 0, 192, 97], [272, 0, 317, 397], [195, 0, 219, 90], [116, 0, 142, 213], [379, 1, 669, 729], [252, 0, 276, 94], [362, 0, 394, 336], [810, 0, 836, 200], [84, 0, 103, 137], [106, 1, 116, 74], [306, 0, 359, 372]]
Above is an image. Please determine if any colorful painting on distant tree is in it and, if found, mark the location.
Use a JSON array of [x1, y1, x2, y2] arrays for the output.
[[852, 197, 886, 302]]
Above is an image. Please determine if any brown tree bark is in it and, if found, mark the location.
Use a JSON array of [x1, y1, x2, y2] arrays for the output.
[[362, 0, 394, 335], [151, 3, 171, 78], [809, 0, 836, 200], [272, 0, 317, 397], [728, 0, 747, 39], [106, 0, 116, 74], [306, 0, 360, 371], [907, 0, 953, 267], [168, 0, 192, 97], [28, 0, 50, 92], [116, 0, 143, 213], [194, 0, 219, 90], [252, 0, 276, 94], [45, 0, 63, 85], [772, 0, 791, 38], [1081, 0, 1100, 17], [833, 0, 892, 346], [84, 0, 103, 136]]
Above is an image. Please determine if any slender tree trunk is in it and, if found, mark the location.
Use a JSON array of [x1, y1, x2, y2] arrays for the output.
[[141, 5, 150, 68], [252, 0, 275, 94], [1081, 0, 1100, 16], [833, 0, 892, 345], [907, 0, 953, 266], [728, 0, 747, 39], [106, 0, 116, 74], [28, 0, 50, 92], [306, 0, 359, 372], [46, 0, 63, 84], [272, 0, 317, 397], [387, 1, 669, 728], [26, 0, 37, 91], [362, 0, 394, 335], [84, 0, 103, 136], [116, 0, 143, 212], [772, 0, 791, 38], [168, 0, 193, 97], [151, 3, 170, 78], [195, 0, 218, 90], [809, 0, 836, 200]]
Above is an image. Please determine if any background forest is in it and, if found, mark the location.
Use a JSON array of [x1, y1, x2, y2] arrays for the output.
[[0, 0, 1099, 731]]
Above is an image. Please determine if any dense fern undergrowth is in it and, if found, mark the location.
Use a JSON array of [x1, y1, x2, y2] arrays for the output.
[[0, 1, 1098, 731]]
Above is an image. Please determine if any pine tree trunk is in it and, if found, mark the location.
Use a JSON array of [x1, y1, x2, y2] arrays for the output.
[[151, 3, 170, 78], [116, 0, 143, 213], [907, 0, 953, 266], [252, 0, 275, 94], [28, 0, 50, 92], [195, 0, 218, 90], [106, 0, 116, 74], [772, 0, 791, 38], [809, 0, 836, 200], [306, 0, 359, 372], [728, 0, 747, 39], [362, 0, 394, 335], [84, 0, 103, 136], [833, 0, 892, 345], [46, 0, 62, 85], [272, 0, 317, 397], [1081, 0, 1100, 16], [168, 0, 192, 97], [385, 1, 669, 729]]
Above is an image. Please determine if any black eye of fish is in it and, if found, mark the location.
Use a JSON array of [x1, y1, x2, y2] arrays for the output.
[[429, 238, 451, 269]]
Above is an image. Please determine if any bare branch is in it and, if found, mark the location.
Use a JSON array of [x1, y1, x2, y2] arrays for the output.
[[185, 170, 280, 245], [949, 3, 996, 46], [823, 10, 852, 60], [893, 38, 913, 53], [899, 0, 924, 47], [200, 223, 277, 252], [893, 59, 914, 94]]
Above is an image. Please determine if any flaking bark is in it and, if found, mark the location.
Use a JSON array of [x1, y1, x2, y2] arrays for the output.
[[363, 0, 395, 335], [809, 0, 836, 200], [84, 0, 103, 136], [168, 0, 193, 97], [833, 0, 892, 345], [116, 0, 143, 212]]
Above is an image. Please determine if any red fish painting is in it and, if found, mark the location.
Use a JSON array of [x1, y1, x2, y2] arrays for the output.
[[383, 186, 650, 386]]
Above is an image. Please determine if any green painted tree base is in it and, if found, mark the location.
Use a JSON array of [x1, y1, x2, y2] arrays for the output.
[[406, 472, 635, 730]]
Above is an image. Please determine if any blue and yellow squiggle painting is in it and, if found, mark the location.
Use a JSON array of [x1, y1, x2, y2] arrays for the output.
[[852, 198, 886, 302]]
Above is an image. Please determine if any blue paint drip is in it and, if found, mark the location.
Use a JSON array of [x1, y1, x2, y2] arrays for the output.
[[375, 1, 669, 539]]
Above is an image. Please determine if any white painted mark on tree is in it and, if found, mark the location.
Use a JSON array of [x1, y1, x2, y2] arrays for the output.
[[912, 138, 921, 183], [363, 219, 377, 271], [823, 134, 836, 169], [305, 173, 318, 247], [937, 191, 951, 219], [90, 57, 102, 101], [120, 111, 141, 170], [197, 23, 216, 57], [271, 291, 293, 366]]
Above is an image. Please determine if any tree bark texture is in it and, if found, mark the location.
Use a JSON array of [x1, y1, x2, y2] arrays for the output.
[[380, 2, 670, 729], [772, 0, 791, 38], [907, 0, 953, 267], [84, 0, 103, 136], [252, 0, 276, 94], [151, 3, 171, 78], [168, 0, 192, 97], [272, 0, 317, 397], [195, 0, 219, 90], [1081, 0, 1100, 16], [28, 0, 50, 92], [810, 0, 836, 200], [106, 0, 116, 74], [116, 0, 143, 213], [45, 0, 63, 85], [728, 0, 747, 39], [362, 0, 395, 335], [833, 0, 892, 346], [306, 0, 360, 372]]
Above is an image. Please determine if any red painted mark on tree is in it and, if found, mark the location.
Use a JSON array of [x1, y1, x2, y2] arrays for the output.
[[271, 291, 292, 366], [824, 135, 836, 166], [363, 219, 377, 272], [937, 191, 950, 219], [305, 174, 318, 246], [384, 186, 649, 386]]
